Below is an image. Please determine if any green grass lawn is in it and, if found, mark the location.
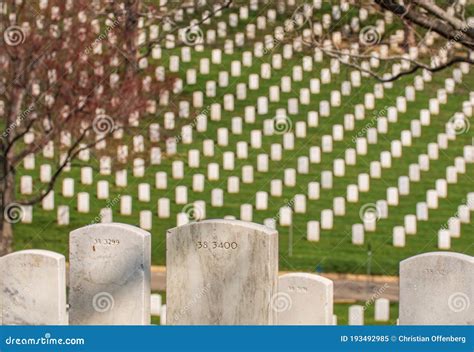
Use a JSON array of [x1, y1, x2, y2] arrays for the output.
[[10, 3, 474, 276]]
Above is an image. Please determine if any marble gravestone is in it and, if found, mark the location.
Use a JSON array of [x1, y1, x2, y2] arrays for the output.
[[0, 250, 67, 325], [69, 223, 151, 325], [399, 252, 473, 325], [167, 219, 278, 325], [277, 273, 333, 325]]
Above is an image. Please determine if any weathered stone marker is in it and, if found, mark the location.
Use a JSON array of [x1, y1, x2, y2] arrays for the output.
[[69, 223, 151, 325], [399, 252, 473, 325], [167, 219, 278, 324], [0, 249, 67, 325], [277, 273, 333, 325]]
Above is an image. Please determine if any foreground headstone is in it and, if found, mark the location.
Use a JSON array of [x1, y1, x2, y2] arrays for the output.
[[0, 250, 67, 325], [399, 252, 473, 325], [167, 219, 278, 325], [69, 223, 151, 325], [277, 273, 333, 325]]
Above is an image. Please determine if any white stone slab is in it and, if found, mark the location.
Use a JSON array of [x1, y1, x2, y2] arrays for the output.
[[69, 223, 151, 325], [348, 305, 364, 325], [399, 252, 473, 324], [277, 273, 333, 325], [374, 298, 390, 322], [166, 220, 278, 325], [1, 250, 67, 325]]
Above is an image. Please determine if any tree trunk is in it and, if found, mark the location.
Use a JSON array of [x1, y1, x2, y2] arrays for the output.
[[0, 154, 15, 256], [1, 84, 24, 256], [0, 217, 14, 256]]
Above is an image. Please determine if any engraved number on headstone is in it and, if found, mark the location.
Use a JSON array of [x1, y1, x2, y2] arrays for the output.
[[93, 238, 120, 245], [196, 241, 238, 250], [288, 285, 308, 293]]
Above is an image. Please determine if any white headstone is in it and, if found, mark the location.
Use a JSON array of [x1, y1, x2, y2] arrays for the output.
[[438, 229, 451, 250], [348, 305, 364, 325], [57, 205, 69, 226], [69, 223, 151, 325], [374, 298, 390, 322], [352, 224, 364, 245], [166, 220, 278, 324], [321, 210, 334, 230], [393, 226, 406, 247], [1, 250, 67, 325], [307, 221, 320, 242], [399, 252, 473, 324], [277, 273, 333, 325], [158, 198, 170, 219]]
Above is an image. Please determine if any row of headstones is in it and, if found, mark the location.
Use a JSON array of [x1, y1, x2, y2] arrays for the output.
[[20, 25, 463, 175], [15, 29, 470, 231], [20, 101, 474, 232], [31, 0, 440, 65], [151, 7, 452, 135], [10, 0, 448, 153], [352, 144, 474, 248], [1, 220, 472, 325], [21, 49, 369, 173], [17, 183, 474, 242], [19, 102, 473, 234], [339, 82, 474, 245], [302, 79, 473, 241], [26, 62, 453, 183], [436, 194, 473, 250], [21, 0, 430, 162]]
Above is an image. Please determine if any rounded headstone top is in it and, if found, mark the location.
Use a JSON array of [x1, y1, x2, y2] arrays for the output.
[[1, 249, 64, 261], [400, 251, 473, 267], [279, 272, 333, 286], [70, 222, 151, 239], [167, 219, 278, 236]]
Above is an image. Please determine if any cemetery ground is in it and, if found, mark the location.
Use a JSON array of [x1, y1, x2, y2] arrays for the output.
[[12, 64, 474, 275]]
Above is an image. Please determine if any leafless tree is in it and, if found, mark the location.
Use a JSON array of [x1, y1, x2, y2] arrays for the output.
[[289, 0, 473, 81], [0, 0, 233, 255], [0, 0, 158, 254]]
